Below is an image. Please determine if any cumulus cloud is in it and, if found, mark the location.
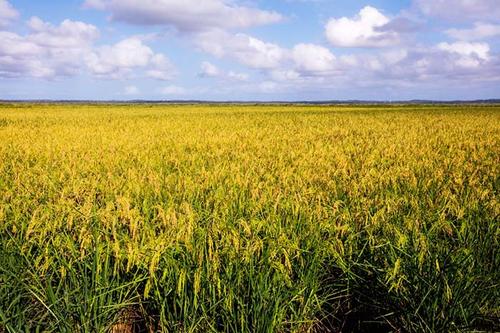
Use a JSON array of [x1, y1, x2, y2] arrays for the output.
[[198, 61, 220, 77], [255, 40, 500, 95], [192, 29, 349, 88], [83, 0, 283, 32], [195, 31, 341, 75], [194, 30, 347, 78], [198, 61, 248, 81], [0, 0, 18, 27], [0, 18, 99, 78], [437, 42, 490, 60], [446, 23, 500, 41], [86, 38, 153, 72], [437, 41, 490, 68], [349, 42, 496, 83], [292, 43, 336, 73], [192, 24, 499, 94], [270, 69, 301, 81], [227, 71, 248, 81], [415, 0, 500, 22], [194, 29, 288, 69], [0, 17, 175, 80], [27, 16, 99, 48], [325, 6, 400, 48], [85, 38, 175, 79]]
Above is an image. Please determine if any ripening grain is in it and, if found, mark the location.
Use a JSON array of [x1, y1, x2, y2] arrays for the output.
[[0, 104, 498, 332]]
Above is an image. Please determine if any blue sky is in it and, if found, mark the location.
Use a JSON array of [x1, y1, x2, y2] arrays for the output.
[[1, 0, 499, 101]]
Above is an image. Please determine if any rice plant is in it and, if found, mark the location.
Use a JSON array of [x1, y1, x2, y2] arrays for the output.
[[0, 104, 498, 332]]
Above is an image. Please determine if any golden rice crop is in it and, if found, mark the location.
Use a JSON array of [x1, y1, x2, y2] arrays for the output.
[[0, 103, 499, 332]]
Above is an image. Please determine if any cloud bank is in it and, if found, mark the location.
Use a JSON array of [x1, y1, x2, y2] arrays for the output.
[[83, 0, 283, 32]]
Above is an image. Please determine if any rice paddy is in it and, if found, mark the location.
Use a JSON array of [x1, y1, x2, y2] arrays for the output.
[[0, 103, 498, 332]]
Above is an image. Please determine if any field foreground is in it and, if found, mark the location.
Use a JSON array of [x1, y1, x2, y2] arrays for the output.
[[0, 104, 499, 332]]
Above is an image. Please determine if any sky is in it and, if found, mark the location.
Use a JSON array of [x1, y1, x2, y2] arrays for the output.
[[0, 0, 499, 101]]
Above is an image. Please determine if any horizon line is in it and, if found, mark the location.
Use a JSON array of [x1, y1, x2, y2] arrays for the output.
[[2, 98, 500, 105]]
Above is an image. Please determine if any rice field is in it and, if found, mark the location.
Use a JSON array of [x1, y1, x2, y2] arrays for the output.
[[0, 103, 499, 332]]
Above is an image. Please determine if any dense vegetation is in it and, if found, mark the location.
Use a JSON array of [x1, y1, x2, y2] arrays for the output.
[[0, 104, 498, 332]]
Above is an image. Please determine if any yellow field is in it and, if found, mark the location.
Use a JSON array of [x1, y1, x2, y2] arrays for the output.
[[0, 104, 499, 332]]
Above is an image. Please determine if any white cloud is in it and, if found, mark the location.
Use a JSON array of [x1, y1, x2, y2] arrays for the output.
[[437, 41, 490, 68], [83, 0, 106, 10], [0, 17, 176, 80], [437, 42, 490, 60], [233, 35, 287, 69], [195, 32, 342, 78], [85, 38, 174, 79], [415, 0, 500, 22], [198, 61, 220, 77], [194, 29, 288, 69], [27, 16, 99, 48], [192, 25, 499, 91], [0, 18, 99, 78], [325, 6, 400, 48], [264, 40, 500, 93], [198, 61, 248, 81], [227, 71, 248, 81], [0, 31, 41, 57], [379, 50, 408, 67], [0, 0, 18, 27], [146, 54, 174, 80], [364, 42, 497, 81], [124, 85, 139, 95], [83, 0, 283, 32], [160, 85, 186, 95], [292, 43, 336, 73], [270, 69, 301, 81], [446, 23, 500, 41]]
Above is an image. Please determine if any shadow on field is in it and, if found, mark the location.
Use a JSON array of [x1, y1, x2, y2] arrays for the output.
[[110, 306, 155, 333], [313, 268, 401, 333]]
